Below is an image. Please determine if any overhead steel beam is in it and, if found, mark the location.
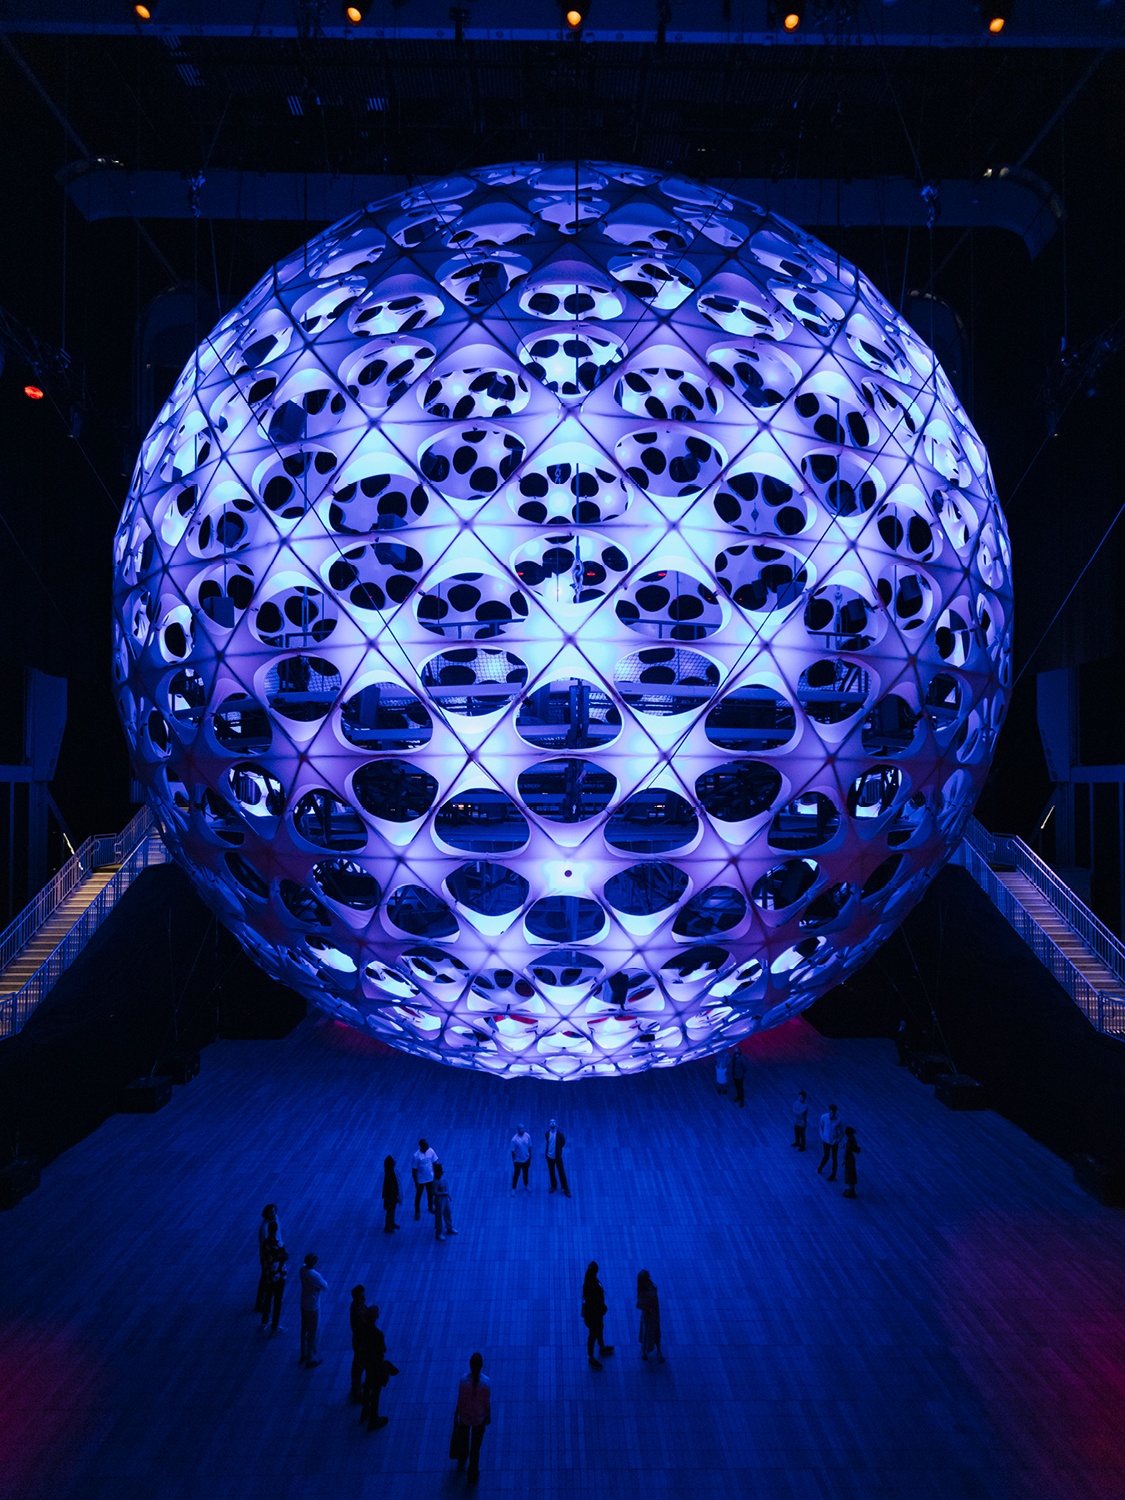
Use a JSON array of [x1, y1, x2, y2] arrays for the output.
[[1, 0, 1123, 47], [60, 166, 1063, 258]]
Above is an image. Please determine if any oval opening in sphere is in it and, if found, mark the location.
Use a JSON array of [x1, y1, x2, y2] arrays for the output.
[[421, 648, 527, 717], [614, 646, 719, 717], [352, 759, 438, 822], [446, 860, 529, 916], [340, 682, 433, 751], [672, 886, 746, 939], [213, 693, 272, 754], [525, 895, 606, 943], [313, 858, 382, 909], [695, 761, 782, 823], [768, 792, 840, 851], [385, 885, 459, 939], [265, 655, 341, 722], [434, 788, 530, 853], [605, 788, 698, 853], [603, 861, 688, 916], [704, 684, 796, 752], [293, 789, 367, 851], [517, 759, 617, 823], [516, 679, 621, 750]]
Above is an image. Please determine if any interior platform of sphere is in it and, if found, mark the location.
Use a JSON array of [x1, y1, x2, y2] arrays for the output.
[[113, 162, 1011, 1079], [5, 1016, 1124, 1500]]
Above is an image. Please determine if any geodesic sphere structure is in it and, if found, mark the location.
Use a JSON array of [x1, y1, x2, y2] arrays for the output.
[[112, 162, 1012, 1080]]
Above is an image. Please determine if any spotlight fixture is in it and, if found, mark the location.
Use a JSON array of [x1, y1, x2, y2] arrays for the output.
[[981, 0, 1010, 31], [133, 1, 156, 18], [343, 0, 372, 22], [562, 4, 584, 28], [782, 1, 805, 30], [23, 384, 45, 400]]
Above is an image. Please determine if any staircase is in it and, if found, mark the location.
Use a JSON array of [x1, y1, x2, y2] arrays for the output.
[[0, 808, 167, 1039], [955, 818, 1125, 1038]]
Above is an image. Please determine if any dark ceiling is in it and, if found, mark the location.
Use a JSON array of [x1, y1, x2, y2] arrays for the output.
[[0, 18, 1122, 847]]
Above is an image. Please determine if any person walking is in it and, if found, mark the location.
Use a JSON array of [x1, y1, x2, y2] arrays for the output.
[[254, 1204, 282, 1314], [433, 1162, 458, 1240], [510, 1124, 532, 1193], [451, 1352, 491, 1484], [298, 1253, 327, 1367], [349, 1286, 368, 1402], [412, 1138, 439, 1219], [729, 1047, 747, 1108], [545, 1119, 570, 1196], [259, 1229, 287, 1336], [817, 1103, 844, 1181], [715, 1051, 730, 1096], [636, 1270, 665, 1363], [791, 1091, 809, 1151], [359, 1305, 395, 1429], [382, 1155, 402, 1234], [842, 1126, 862, 1198], [581, 1262, 615, 1369]]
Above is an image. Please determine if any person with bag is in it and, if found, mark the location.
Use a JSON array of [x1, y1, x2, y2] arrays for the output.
[[359, 1305, 398, 1430], [841, 1126, 862, 1199], [450, 1352, 491, 1484], [636, 1269, 664, 1363], [382, 1155, 402, 1234], [581, 1262, 614, 1370], [254, 1204, 282, 1314]]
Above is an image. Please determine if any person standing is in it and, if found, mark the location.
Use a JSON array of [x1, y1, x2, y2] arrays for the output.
[[382, 1155, 402, 1234], [360, 1306, 394, 1430], [510, 1124, 532, 1194], [636, 1270, 665, 1362], [260, 1230, 287, 1336], [412, 1138, 439, 1219], [299, 1253, 327, 1367], [349, 1286, 368, 1402], [791, 1091, 809, 1151], [254, 1204, 282, 1314], [817, 1103, 843, 1181], [842, 1126, 861, 1198], [545, 1119, 570, 1196], [451, 1352, 491, 1484], [715, 1051, 730, 1096], [729, 1047, 747, 1108], [433, 1162, 458, 1240], [581, 1262, 614, 1369]]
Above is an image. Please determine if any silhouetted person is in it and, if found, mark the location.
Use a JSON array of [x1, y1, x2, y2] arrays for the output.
[[434, 1162, 458, 1240], [452, 1352, 491, 1484], [254, 1203, 282, 1314], [791, 1091, 808, 1151], [729, 1047, 747, 1107], [715, 1052, 729, 1095], [360, 1305, 392, 1430], [817, 1104, 843, 1181], [894, 1019, 910, 1067], [842, 1127, 861, 1199], [545, 1119, 570, 1196], [412, 1138, 439, 1219], [349, 1286, 368, 1401], [636, 1270, 664, 1362], [582, 1262, 614, 1369], [299, 1253, 327, 1367], [510, 1124, 532, 1193], [260, 1231, 287, 1336], [382, 1155, 401, 1234]]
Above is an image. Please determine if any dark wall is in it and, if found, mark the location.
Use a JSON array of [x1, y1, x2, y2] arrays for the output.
[[809, 865, 1125, 1170], [0, 864, 304, 1170]]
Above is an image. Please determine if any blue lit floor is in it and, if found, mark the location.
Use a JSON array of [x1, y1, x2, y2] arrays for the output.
[[3, 1015, 1125, 1500]]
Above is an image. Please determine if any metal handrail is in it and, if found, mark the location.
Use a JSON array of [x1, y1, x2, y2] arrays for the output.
[[0, 828, 167, 1039], [963, 815, 1125, 984], [0, 806, 154, 974], [954, 839, 1125, 1039]]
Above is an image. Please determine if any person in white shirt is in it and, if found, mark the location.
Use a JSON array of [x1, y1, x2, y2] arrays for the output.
[[299, 1253, 328, 1367], [510, 1125, 532, 1193], [412, 1138, 439, 1220], [544, 1119, 570, 1197], [715, 1052, 730, 1095], [817, 1103, 844, 1181]]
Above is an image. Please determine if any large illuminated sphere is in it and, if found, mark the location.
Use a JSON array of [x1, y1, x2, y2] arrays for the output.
[[112, 162, 1012, 1079]]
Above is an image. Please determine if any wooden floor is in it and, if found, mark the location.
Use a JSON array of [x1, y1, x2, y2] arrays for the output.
[[3, 1015, 1125, 1500]]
